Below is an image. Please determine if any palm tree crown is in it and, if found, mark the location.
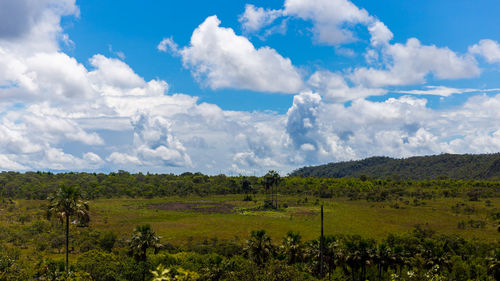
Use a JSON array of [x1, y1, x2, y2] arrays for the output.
[[245, 229, 274, 266], [129, 224, 162, 262], [281, 231, 303, 264], [47, 185, 90, 225]]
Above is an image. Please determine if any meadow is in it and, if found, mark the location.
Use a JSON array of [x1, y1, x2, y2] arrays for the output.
[[9, 194, 499, 245]]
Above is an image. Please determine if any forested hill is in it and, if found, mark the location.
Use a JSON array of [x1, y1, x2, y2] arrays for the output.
[[290, 153, 500, 180]]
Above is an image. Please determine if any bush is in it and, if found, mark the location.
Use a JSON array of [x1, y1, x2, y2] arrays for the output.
[[51, 235, 65, 254], [76, 249, 122, 281], [99, 231, 117, 252]]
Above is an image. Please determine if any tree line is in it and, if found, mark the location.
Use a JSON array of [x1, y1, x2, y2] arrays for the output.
[[0, 170, 499, 201]]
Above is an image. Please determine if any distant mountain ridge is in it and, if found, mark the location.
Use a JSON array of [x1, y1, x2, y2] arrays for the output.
[[290, 153, 500, 180]]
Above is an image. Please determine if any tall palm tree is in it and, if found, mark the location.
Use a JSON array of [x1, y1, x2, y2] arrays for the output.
[[263, 171, 281, 208], [129, 224, 162, 281], [241, 177, 253, 200], [47, 185, 90, 274], [245, 230, 274, 267]]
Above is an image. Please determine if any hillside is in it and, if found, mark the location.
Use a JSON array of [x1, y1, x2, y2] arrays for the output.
[[290, 153, 500, 180]]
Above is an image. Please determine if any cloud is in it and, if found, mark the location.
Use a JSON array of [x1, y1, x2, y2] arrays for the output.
[[368, 21, 393, 47], [157, 37, 179, 54], [350, 38, 480, 87], [83, 152, 103, 164], [0, 0, 79, 53], [2, 0, 500, 176], [20, 112, 104, 145], [307, 70, 386, 102], [232, 152, 280, 170], [107, 152, 142, 165], [397, 86, 470, 97], [239, 4, 284, 33], [241, 0, 394, 49], [469, 39, 500, 64], [108, 45, 126, 60], [0, 0, 78, 38], [297, 93, 500, 162], [245, 0, 480, 91], [396, 86, 500, 97], [286, 91, 322, 152], [284, 0, 372, 45], [131, 113, 192, 167], [2, 45, 500, 174], [178, 15, 303, 93], [0, 154, 28, 170], [0, 51, 94, 102], [89, 54, 147, 91]]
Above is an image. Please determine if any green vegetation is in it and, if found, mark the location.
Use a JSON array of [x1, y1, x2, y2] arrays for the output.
[[1, 170, 499, 201], [0, 171, 498, 280], [47, 185, 90, 274], [291, 153, 500, 180]]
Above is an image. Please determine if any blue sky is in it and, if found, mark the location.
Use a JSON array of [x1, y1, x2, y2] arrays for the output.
[[63, 0, 500, 112], [0, 0, 500, 175]]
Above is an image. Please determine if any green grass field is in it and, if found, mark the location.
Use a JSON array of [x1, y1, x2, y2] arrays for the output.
[[18, 194, 492, 244]]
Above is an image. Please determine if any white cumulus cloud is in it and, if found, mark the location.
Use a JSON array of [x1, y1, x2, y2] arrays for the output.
[[307, 70, 386, 102], [178, 15, 303, 93], [239, 4, 284, 33], [469, 39, 500, 64], [284, 0, 372, 45], [157, 37, 179, 54], [350, 38, 480, 87]]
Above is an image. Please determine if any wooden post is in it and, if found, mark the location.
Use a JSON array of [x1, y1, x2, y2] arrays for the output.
[[320, 204, 324, 277], [66, 215, 69, 274]]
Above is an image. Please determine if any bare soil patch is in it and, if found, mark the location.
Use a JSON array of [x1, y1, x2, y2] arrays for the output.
[[294, 209, 318, 216], [148, 202, 234, 214]]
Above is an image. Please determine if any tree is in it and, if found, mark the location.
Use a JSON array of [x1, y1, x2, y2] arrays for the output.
[[128, 224, 162, 262], [241, 177, 253, 201], [344, 235, 375, 281], [47, 185, 90, 274], [263, 171, 281, 209], [99, 230, 117, 252], [76, 249, 121, 281], [128, 224, 162, 281], [281, 231, 303, 265], [245, 230, 274, 267]]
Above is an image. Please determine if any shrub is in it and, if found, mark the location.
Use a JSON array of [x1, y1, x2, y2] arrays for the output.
[[76, 249, 122, 281]]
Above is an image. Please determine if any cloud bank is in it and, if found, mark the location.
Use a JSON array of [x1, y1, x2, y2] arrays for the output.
[[1, 0, 500, 175]]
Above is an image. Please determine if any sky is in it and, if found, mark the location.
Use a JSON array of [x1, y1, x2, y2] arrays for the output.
[[1, 0, 500, 175]]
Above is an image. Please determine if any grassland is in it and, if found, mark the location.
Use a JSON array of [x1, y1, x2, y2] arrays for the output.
[[11, 194, 498, 245]]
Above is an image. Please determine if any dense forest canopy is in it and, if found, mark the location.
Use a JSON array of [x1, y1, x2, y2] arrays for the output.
[[291, 153, 500, 180], [1, 170, 499, 200]]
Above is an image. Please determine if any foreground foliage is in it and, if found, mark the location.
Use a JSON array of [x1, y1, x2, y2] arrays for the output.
[[1, 225, 498, 280]]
